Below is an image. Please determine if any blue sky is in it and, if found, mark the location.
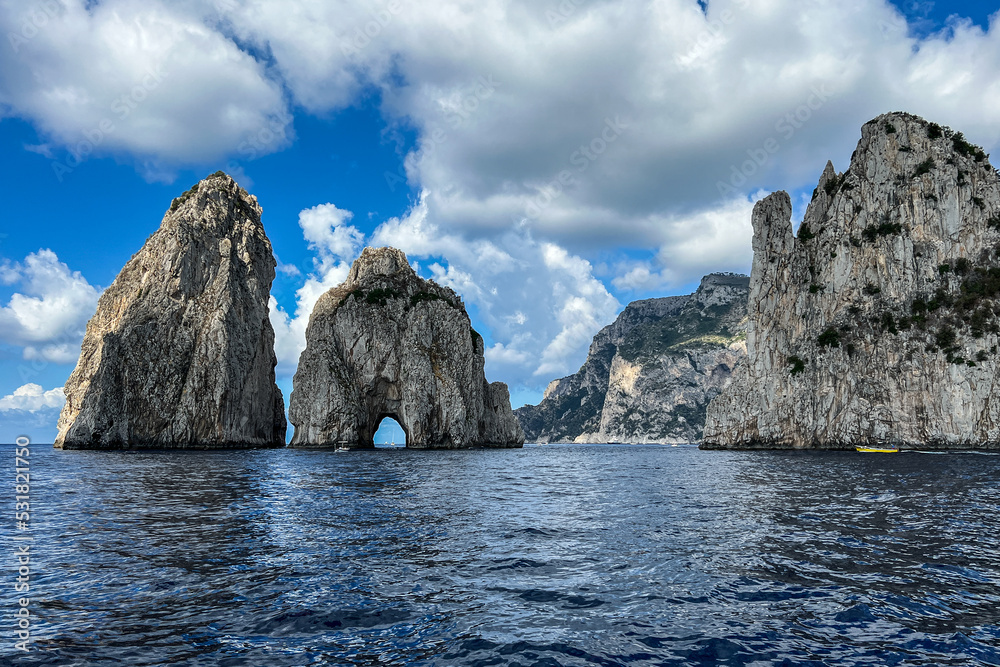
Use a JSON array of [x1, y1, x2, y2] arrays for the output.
[[1, 0, 999, 443]]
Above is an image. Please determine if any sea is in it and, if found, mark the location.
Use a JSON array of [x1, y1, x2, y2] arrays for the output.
[[3, 443, 1000, 666]]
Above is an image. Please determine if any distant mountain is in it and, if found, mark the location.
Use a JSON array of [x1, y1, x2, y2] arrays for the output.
[[515, 273, 749, 444]]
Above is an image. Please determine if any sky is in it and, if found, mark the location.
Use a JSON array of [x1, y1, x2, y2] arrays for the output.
[[1, 0, 999, 443]]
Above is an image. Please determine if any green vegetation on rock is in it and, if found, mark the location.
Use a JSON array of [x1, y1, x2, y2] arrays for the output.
[[170, 182, 200, 211], [617, 303, 745, 363], [817, 328, 841, 348], [410, 291, 443, 307], [787, 355, 806, 376], [913, 158, 935, 178], [862, 221, 903, 242]]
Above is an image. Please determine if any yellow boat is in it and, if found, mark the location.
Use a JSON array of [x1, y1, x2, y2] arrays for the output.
[[856, 445, 900, 453]]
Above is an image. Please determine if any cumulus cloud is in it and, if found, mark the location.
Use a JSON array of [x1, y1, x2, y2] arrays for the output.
[[0, 249, 101, 362], [201, 0, 1000, 283], [270, 204, 365, 375], [612, 193, 762, 293], [4, 1, 999, 214], [23, 343, 79, 364], [371, 195, 620, 386], [299, 204, 365, 269], [0, 0, 290, 178], [274, 256, 301, 277], [217, 0, 1000, 242], [0, 383, 65, 412]]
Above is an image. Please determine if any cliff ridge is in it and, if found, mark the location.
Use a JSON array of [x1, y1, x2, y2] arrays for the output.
[[704, 112, 1000, 449], [516, 273, 749, 444]]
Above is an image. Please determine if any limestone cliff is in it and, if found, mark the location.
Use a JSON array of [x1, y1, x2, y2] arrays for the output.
[[55, 172, 286, 449], [704, 112, 1000, 449], [515, 274, 749, 444], [288, 247, 524, 448]]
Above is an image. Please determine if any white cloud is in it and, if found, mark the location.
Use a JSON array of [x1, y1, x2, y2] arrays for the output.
[[4, 0, 1000, 223], [0, 383, 65, 412], [0, 249, 101, 361], [23, 343, 79, 364], [371, 195, 620, 386], [23, 143, 54, 158], [0, 0, 290, 177], [612, 193, 761, 293], [298, 204, 365, 270], [485, 342, 530, 367], [613, 264, 663, 293], [217, 0, 1000, 258], [274, 256, 301, 277], [270, 205, 365, 375]]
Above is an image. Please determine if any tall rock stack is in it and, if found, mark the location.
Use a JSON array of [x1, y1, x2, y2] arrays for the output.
[[288, 246, 524, 448], [55, 172, 287, 449], [704, 112, 1000, 449], [516, 273, 749, 444]]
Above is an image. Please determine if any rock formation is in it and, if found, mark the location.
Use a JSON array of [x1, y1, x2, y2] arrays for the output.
[[288, 247, 524, 448], [704, 112, 1000, 449], [55, 172, 287, 449], [516, 273, 749, 444]]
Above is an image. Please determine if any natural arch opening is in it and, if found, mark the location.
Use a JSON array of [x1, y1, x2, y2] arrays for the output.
[[374, 417, 407, 448]]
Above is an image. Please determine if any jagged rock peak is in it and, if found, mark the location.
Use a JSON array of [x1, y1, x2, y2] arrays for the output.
[[55, 171, 287, 449], [694, 273, 751, 307], [703, 112, 1000, 449], [348, 246, 411, 282], [167, 170, 261, 220], [288, 246, 524, 449]]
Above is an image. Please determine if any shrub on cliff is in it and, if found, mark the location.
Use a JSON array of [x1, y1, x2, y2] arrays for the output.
[[817, 328, 841, 348]]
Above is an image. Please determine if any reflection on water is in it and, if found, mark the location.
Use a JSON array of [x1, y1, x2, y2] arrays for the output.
[[5, 445, 1000, 665]]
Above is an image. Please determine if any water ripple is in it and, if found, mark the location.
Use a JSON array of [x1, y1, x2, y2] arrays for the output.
[[3, 446, 1000, 665]]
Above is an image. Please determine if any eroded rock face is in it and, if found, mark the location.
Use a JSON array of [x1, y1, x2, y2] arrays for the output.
[[704, 112, 1000, 449], [288, 247, 524, 448], [515, 274, 749, 444], [55, 172, 287, 449]]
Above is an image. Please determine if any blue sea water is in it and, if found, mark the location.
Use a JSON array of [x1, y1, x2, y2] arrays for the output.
[[3, 444, 1000, 666]]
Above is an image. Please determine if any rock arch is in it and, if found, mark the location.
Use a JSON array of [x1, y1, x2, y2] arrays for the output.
[[288, 247, 524, 449], [372, 415, 407, 447]]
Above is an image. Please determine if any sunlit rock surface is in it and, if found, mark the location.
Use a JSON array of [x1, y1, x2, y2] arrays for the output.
[[704, 113, 1000, 449], [289, 247, 524, 449], [55, 172, 286, 449], [516, 274, 749, 444]]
